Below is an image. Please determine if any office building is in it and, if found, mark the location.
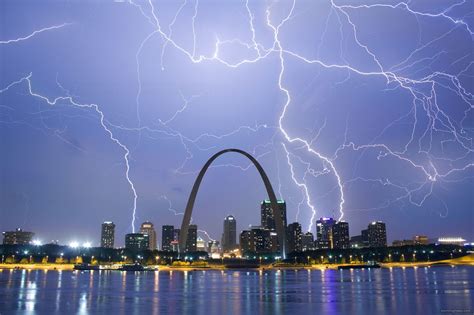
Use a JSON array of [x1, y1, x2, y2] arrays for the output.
[[261, 200, 287, 252], [240, 230, 252, 253], [140, 221, 157, 250], [252, 226, 272, 253], [162, 225, 175, 251], [100, 221, 115, 248], [316, 217, 335, 249], [125, 233, 149, 251], [185, 224, 197, 252], [239, 226, 272, 254], [2, 228, 34, 245], [287, 222, 302, 253], [222, 215, 237, 252], [367, 221, 387, 247], [261, 200, 287, 231], [301, 232, 314, 251], [333, 221, 349, 249]]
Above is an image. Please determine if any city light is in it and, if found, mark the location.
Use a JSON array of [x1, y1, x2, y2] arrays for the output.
[[69, 241, 79, 248], [82, 242, 92, 248], [31, 239, 42, 246]]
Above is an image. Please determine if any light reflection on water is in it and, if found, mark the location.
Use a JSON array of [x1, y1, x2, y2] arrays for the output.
[[0, 266, 472, 314]]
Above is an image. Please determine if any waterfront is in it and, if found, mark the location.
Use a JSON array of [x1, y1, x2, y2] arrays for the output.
[[0, 266, 472, 314]]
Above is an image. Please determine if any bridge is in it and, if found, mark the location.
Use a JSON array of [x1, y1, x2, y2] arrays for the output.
[[178, 149, 287, 258]]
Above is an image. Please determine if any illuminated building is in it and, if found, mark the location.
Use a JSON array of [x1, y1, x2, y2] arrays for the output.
[[261, 199, 287, 231], [333, 221, 350, 249], [261, 200, 287, 253], [171, 240, 180, 252], [287, 222, 302, 253], [316, 217, 335, 249], [100, 221, 115, 248], [239, 226, 272, 254], [240, 230, 252, 253], [367, 221, 387, 247], [2, 229, 34, 245], [185, 224, 197, 252], [207, 240, 220, 254], [140, 221, 157, 250], [413, 235, 429, 245], [301, 232, 314, 251], [196, 236, 206, 251], [125, 233, 149, 251], [437, 237, 466, 246], [222, 215, 237, 252], [161, 225, 175, 251], [2, 228, 34, 245]]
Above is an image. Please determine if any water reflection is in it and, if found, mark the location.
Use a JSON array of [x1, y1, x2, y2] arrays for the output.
[[0, 267, 472, 314]]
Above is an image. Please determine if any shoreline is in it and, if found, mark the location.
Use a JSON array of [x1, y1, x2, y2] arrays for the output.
[[1, 260, 473, 272]]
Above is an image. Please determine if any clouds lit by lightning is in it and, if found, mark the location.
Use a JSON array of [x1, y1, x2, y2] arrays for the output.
[[1, 0, 472, 242]]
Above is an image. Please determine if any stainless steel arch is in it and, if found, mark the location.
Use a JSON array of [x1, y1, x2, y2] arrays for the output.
[[178, 149, 287, 258]]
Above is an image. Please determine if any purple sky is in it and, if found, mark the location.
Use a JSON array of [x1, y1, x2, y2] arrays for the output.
[[1, 0, 473, 246]]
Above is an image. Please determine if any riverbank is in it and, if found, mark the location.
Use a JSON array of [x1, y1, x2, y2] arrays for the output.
[[1, 254, 472, 271]]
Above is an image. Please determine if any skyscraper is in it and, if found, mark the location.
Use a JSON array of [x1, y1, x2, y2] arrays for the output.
[[261, 200, 287, 231], [315, 217, 335, 249], [367, 221, 387, 247], [333, 221, 350, 249], [251, 226, 272, 254], [261, 200, 287, 252], [125, 233, 149, 251], [100, 221, 115, 248], [301, 232, 314, 251], [287, 222, 302, 253], [185, 224, 197, 252], [222, 215, 237, 252], [161, 225, 175, 251], [140, 221, 157, 250], [161, 225, 174, 252], [239, 226, 272, 254], [240, 230, 252, 254]]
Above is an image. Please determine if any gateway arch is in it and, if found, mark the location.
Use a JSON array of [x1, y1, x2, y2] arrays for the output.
[[178, 149, 287, 259]]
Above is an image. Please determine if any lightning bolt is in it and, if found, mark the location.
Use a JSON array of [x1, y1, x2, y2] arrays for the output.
[[2, 0, 472, 240], [0, 23, 72, 45], [0, 74, 139, 232], [126, 0, 474, 232]]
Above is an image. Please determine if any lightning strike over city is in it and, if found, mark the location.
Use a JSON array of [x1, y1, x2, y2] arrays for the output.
[[1, 1, 473, 313]]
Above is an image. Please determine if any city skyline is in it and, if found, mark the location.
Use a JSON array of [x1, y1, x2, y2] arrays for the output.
[[1, 2, 473, 314], [1, 1, 473, 252], [3, 204, 469, 250]]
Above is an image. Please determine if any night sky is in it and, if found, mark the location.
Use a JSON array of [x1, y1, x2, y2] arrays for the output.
[[1, 0, 473, 246]]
